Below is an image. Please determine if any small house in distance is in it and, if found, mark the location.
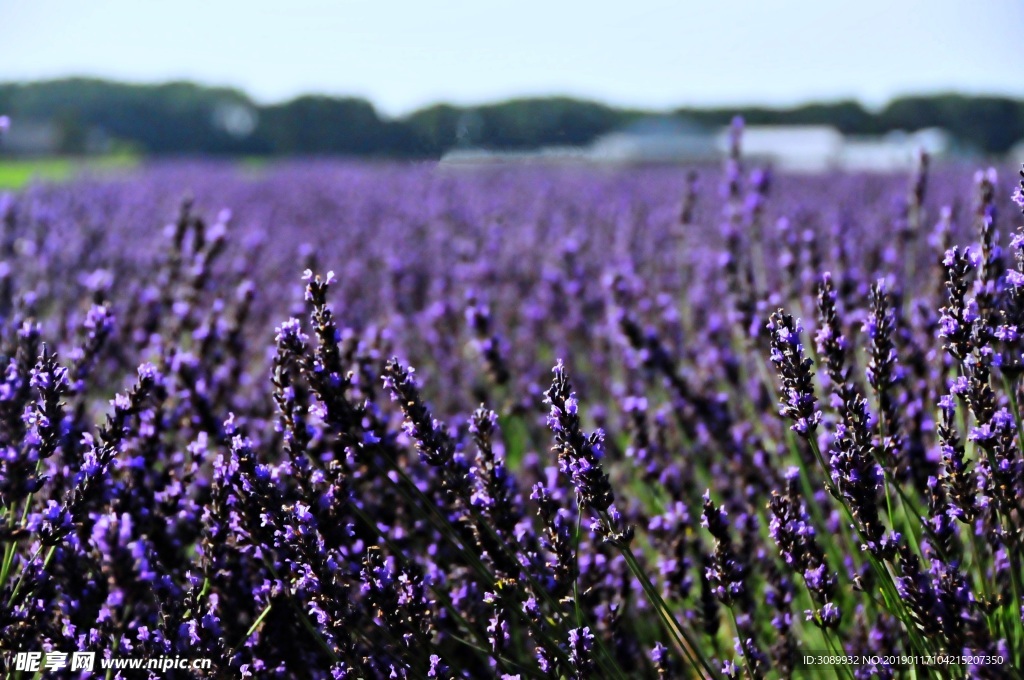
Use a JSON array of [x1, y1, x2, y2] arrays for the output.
[[588, 116, 718, 164], [0, 121, 62, 155], [0, 119, 114, 156]]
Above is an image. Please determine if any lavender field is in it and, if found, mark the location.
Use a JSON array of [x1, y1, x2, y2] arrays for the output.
[[1, 136, 1023, 678]]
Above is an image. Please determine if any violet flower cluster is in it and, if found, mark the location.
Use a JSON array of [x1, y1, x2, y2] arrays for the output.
[[0, 139, 1022, 678]]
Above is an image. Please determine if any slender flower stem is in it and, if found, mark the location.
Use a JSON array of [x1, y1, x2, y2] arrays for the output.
[[229, 602, 273, 657], [821, 630, 856, 680], [0, 538, 15, 588], [6, 545, 54, 608], [805, 437, 934, 657], [573, 511, 583, 629], [617, 542, 718, 679], [726, 608, 756, 680]]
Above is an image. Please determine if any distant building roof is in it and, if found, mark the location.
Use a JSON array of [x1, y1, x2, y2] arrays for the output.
[[0, 121, 60, 155], [438, 147, 590, 166], [589, 116, 718, 163]]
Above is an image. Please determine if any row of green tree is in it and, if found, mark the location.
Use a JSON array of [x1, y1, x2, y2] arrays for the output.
[[1, 78, 1022, 157]]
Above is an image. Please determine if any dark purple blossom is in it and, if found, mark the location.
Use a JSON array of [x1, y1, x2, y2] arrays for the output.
[[767, 310, 821, 437]]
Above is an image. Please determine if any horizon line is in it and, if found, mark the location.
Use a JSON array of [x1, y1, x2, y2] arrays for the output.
[[2, 75, 1022, 120]]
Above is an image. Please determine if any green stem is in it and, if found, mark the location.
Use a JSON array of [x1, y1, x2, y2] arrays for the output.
[[805, 437, 936, 657], [821, 630, 856, 680], [1001, 375, 1024, 455], [233, 602, 273, 653], [1006, 544, 1024, 669], [883, 470, 926, 557], [618, 543, 718, 679], [726, 608, 756, 680], [622, 549, 702, 676], [1000, 374, 1024, 666], [6, 545, 53, 608], [876, 409, 897, 531], [573, 512, 583, 629], [0, 539, 15, 587], [788, 429, 859, 571], [445, 634, 539, 678]]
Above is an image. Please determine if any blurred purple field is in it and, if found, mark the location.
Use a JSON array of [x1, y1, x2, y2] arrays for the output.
[[1, 150, 1023, 678]]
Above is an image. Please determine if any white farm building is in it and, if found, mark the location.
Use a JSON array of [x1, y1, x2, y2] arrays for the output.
[[440, 116, 959, 172]]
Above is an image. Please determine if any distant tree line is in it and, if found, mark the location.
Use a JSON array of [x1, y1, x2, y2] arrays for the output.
[[1, 78, 1022, 157]]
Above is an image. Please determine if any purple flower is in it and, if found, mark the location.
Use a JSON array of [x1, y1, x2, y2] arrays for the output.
[[544, 361, 614, 512], [567, 626, 595, 678], [768, 310, 821, 437], [426, 654, 449, 678]]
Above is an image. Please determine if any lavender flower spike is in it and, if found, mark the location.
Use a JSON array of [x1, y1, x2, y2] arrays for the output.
[[382, 358, 455, 467], [544, 360, 613, 512], [768, 310, 821, 437]]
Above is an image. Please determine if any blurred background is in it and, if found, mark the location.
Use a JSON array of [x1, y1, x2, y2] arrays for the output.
[[0, 0, 1022, 184]]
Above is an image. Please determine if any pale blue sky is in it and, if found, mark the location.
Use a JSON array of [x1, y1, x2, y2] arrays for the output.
[[1, 0, 1021, 116]]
